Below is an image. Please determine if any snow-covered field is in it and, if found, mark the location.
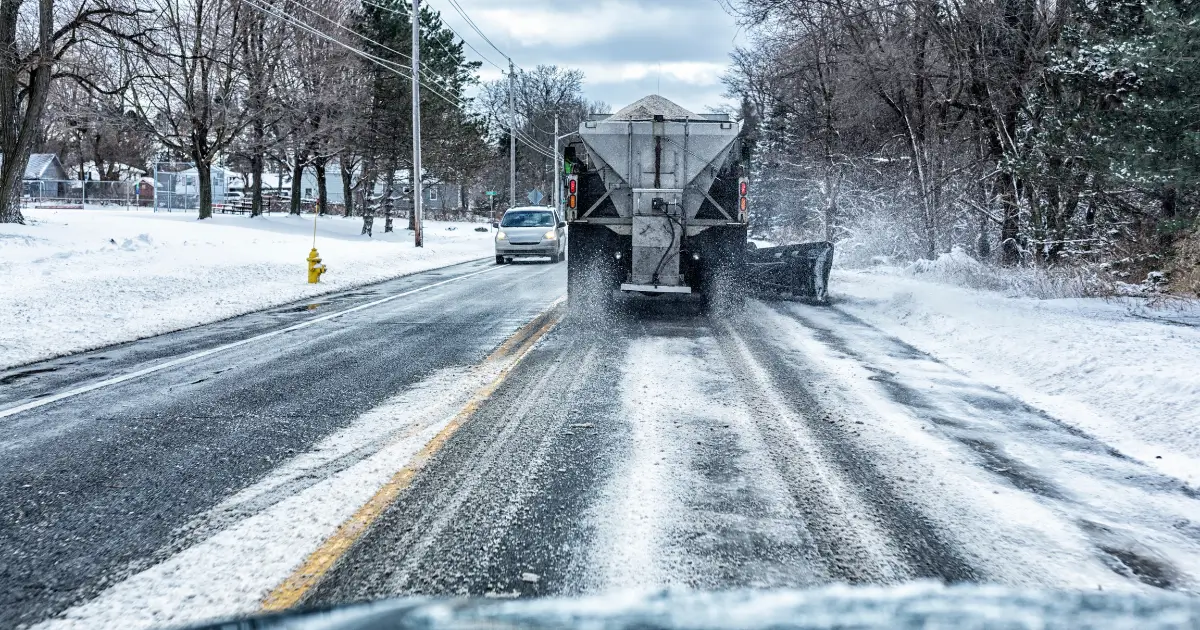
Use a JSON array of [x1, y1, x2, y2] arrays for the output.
[[833, 267, 1200, 485], [0, 208, 494, 370]]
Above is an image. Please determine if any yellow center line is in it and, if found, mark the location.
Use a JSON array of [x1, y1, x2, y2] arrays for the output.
[[260, 298, 565, 611]]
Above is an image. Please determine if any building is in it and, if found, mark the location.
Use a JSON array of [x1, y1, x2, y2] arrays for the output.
[[18, 154, 70, 200], [368, 176, 464, 212], [22, 153, 69, 180]]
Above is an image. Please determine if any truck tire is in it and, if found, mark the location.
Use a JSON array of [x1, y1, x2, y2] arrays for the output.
[[567, 223, 620, 321], [694, 225, 748, 317]]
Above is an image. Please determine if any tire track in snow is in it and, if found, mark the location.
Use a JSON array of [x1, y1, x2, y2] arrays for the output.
[[716, 321, 977, 584], [590, 317, 881, 590], [757, 299, 1200, 592]]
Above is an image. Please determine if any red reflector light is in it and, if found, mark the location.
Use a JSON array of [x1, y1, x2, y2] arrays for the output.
[[739, 181, 748, 196], [568, 179, 577, 194]]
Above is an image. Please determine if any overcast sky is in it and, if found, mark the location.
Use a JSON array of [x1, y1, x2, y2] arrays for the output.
[[434, 0, 743, 114]]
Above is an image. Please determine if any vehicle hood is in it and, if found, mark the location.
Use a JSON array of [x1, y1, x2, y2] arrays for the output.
[[184, 583, 1200, 629]]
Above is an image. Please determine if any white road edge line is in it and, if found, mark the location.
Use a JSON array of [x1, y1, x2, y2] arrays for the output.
[[0, 265, 501, 420]]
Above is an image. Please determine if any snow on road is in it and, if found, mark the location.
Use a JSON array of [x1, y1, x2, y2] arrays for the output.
[[592, 332, 837, 590], [0, 208, 494, 370], [587, 315, 1161, 593], [19, 274, 1200, 626], [756, 301, 1199, 590], [831, 268, 1200, 484]]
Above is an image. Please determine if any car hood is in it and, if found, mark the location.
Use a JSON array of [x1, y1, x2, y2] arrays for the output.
[[185, 584, 1200, 629], [500, 226, 553, 242]]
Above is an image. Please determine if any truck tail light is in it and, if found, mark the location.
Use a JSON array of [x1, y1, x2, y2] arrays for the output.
[[566, 175, 579, 219]]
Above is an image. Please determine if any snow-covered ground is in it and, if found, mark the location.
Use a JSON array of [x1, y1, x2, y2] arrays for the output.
[[0, 208, 494, 370], [833, 266, 1200, 485]]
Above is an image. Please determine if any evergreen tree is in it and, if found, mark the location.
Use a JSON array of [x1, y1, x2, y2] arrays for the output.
[[357, 0, 487, 210]]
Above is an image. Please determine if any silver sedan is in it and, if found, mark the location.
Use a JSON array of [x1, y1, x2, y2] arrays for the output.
[[494, 207, 566, 264]]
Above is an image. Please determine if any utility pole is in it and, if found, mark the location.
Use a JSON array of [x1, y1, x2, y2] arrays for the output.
[[411, 0, 424, 247], [553, 114, 560, 212], [508, 59, 516, 211]]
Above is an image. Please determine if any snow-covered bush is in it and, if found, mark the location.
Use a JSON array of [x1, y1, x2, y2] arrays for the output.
[[905, 246, 1111, 299]]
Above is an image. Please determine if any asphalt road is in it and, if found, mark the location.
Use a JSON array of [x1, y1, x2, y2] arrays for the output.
[[306, 300, 1200, 604], [6, 260, 1200, 629], [0, 259, 564, 629], [303, 312, 970, 604]]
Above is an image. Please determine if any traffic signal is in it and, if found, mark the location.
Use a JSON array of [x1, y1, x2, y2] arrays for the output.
[[737, 177, 749, 222], [566, 175, 578, 220]]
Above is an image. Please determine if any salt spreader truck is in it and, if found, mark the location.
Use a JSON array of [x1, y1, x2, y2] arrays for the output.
[[562, 95, 834, 315]]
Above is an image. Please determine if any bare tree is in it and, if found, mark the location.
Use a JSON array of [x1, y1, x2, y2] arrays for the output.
[[0, 0, 139, 223], [290, 0, 358, 216], [42, 74, 153, 179], [125, 0, 248, 219], [236, 0, 288, 216], [478, 65, 602, 203]]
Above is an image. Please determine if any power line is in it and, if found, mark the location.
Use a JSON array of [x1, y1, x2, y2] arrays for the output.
[[246, 0, 461, 110], [355, 0, 554, 163], [247, 0, 407, 75], [369, 0, 556, 162], [277, 0, 465, 97], [243, 0, 555, 160], [363, 0, 507, 72], [361, 0, 472, 78], [441, 0, 516, 67], [281, 0, 406, 61]]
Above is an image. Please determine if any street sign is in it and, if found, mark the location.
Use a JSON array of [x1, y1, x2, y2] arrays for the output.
[[485, 191, 499, 197], [527, 189, 544, 205]]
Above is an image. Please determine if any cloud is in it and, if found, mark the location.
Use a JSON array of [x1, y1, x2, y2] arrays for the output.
[[474, 1, 686, 47], [443, 0, 741, 112], [573, 61, 726, 86]]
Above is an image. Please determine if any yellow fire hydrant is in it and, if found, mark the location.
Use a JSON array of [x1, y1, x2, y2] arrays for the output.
[[307, 248, 327, 283]]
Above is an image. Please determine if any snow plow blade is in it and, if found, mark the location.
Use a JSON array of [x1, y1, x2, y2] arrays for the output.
[[746, 241, 834, 302]]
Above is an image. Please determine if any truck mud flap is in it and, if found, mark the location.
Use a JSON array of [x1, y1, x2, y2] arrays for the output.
[[746, 241, 834, 303]]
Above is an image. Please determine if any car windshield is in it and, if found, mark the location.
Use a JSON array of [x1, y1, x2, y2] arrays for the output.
[[9, 0, 1199, 627], [501, 211, 554, 228]]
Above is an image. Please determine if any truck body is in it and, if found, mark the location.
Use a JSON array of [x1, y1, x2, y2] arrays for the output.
[[564, 95, 833, 316], [564, 96, 748, 312]]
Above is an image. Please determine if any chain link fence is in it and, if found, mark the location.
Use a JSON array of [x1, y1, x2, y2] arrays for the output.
[[153, 161, 199, 211], [22, 179, 146, 207]]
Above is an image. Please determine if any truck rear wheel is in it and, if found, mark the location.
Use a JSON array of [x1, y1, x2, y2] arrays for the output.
[[694, 225, 748, 317], [567, 223, 621, 322]]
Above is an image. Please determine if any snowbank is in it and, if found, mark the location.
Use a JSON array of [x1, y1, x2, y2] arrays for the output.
[[833, 268, 1200, 483], [1, 209, 494, 369], [887, 246, 1105, 299]]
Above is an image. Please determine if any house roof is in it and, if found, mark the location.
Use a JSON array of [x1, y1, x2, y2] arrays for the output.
[[24, 154, 63, 179], [0, 153, 65, 180]]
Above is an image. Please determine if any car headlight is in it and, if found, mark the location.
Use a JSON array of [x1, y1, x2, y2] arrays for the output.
[[543, 230, 558, 241], [496, 231, 507, 240]]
